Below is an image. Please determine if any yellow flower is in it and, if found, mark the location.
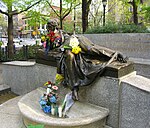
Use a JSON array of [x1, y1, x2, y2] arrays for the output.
[[44, 81, 52, 86], [41, 36, 46, 41], [72, 46, 81, 54], [55, 74, 64, 81]]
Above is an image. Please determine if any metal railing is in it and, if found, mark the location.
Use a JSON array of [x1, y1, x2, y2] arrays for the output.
[[0, 45, 38, 62]]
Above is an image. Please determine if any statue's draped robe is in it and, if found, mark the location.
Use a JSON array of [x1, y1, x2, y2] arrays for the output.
[[56, 36, 126, 90]]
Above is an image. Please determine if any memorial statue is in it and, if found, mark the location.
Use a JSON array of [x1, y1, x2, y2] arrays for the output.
[[37, 20, 127, 101]]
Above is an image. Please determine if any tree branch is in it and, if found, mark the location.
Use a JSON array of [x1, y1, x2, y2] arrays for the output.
[[62, 3, 74, 19], [128, 1, 133, 6], [106, 2, 117, 13], [89, 11, 95, 18], [0, 9, 8, 16], [63, 3, 73, 16], [62, 2, 80, 19], [95, 3, 101, 16], [46, 1, 60, 17], [87, 0, 92, 6], [12, 0, 42, 15], [140, 0, 143, 4]]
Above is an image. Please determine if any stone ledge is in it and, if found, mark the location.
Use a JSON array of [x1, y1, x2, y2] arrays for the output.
[[129, 57, 150, 65], [18, 87, 109, 128], [2, 61, 36, 67], [122, 75, 150, 93]]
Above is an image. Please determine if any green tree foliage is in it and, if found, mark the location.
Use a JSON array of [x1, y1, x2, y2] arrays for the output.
[[26, 10, 48, 28], [25, 1, 52, 30], [0, 0, 42, 59], [88, 1, 103, 27], [0, 14, 7, 35], [119, 0, 143, 25], [46, 0, 81, 29], [141, 5, 150, 26]]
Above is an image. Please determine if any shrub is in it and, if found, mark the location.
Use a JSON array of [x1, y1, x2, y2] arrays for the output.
[[0, 41, 3, 46], [85, 23, 150, 34], [0, 44, 42, 62]]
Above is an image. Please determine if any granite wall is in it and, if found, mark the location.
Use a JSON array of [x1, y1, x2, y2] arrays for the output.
[[83, 73, 150, 128], [120, 75, 150, 128], [2, 62, 57, 95], [83, 33, 150, 59]]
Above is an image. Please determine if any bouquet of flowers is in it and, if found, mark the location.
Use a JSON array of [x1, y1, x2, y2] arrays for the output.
[[39, 81, 59, 115]]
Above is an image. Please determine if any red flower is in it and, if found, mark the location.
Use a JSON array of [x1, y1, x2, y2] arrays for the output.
[[48, 81, 52, 84]]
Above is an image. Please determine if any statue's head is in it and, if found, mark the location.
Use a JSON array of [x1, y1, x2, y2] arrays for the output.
[[47, 19, 59, 31]]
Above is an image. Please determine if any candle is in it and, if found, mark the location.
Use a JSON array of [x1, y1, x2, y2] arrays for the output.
[[55, 106, 58, 116], [47, 88, 51, 94], [51, 105, 55, 115], [58, 106, 62, 117]]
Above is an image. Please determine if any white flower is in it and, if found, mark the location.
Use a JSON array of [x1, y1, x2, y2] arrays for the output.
[[52, 86, 58, 90], [69, 36, 79, 48], [48, 84, 52, 88]]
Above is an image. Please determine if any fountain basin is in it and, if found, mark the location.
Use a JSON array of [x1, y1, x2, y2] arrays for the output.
[[18, 87, 109, 128]]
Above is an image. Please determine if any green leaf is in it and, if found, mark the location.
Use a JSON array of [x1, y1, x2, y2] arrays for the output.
[[27, 124, 44, 128]]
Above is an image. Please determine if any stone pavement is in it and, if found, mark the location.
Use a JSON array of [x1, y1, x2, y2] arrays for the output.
[[0, 96, 25, 128]]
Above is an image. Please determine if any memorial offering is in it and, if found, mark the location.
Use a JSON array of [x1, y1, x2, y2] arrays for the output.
[[39, 79, 74, 117]]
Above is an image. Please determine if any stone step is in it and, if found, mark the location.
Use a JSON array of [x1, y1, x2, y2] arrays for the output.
[[0, 84, 11, 94], [18, 87, 109, 128], [105, 125, 112, 128]]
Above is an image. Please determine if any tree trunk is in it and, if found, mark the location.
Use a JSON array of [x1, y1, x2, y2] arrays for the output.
[[133, 0, 138, 25], [82, 0, 92, 33], [8, 14, 14, 59], [60, 0, 63, 29], [82, 0, 87, 33]]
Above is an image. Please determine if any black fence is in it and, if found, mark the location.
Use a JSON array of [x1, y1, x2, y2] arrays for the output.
[[0, 45, 38, 62]]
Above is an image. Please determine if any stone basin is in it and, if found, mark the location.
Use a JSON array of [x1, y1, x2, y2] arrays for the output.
[[18, 87, 109, 128]]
